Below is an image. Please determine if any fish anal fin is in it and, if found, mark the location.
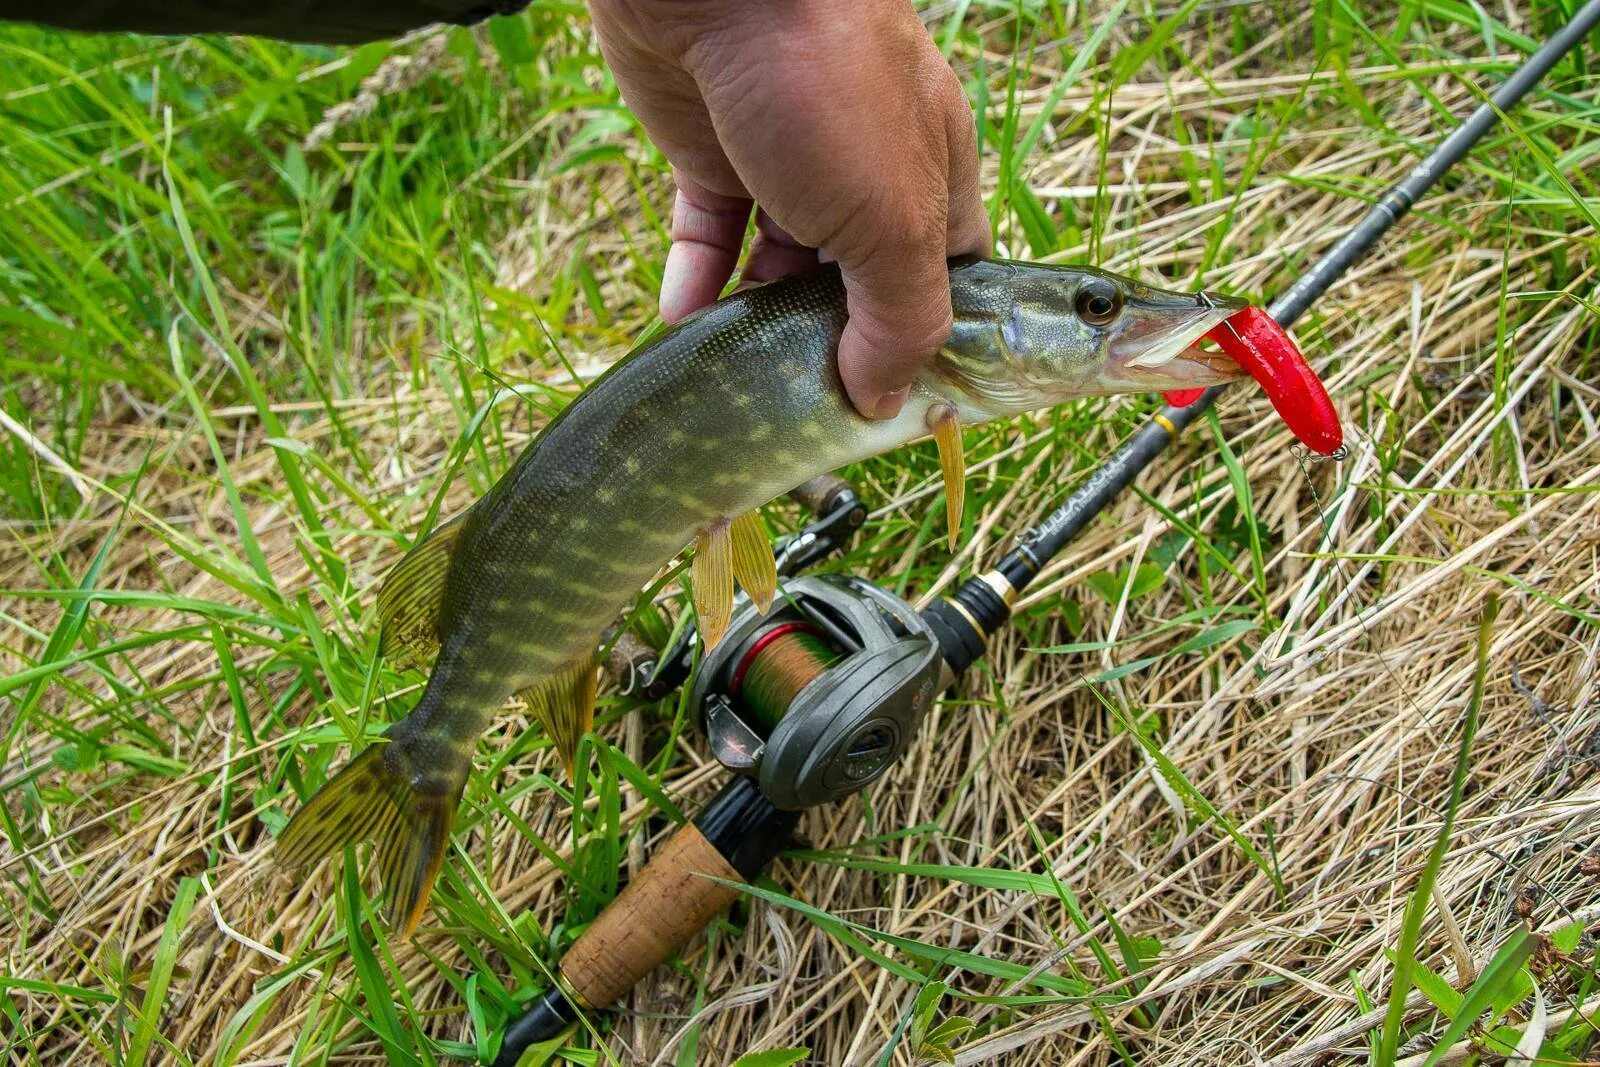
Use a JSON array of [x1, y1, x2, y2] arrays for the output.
[[692, 521, 735, 650], [516, 654, 599, 781], [278, 741, 463, 938], [728, 511, 776, 615], [376, 515, 464, 668], [928, 404, 965, 551]]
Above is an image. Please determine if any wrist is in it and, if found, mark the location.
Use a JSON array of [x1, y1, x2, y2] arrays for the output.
[[591, 0, 924, 62]]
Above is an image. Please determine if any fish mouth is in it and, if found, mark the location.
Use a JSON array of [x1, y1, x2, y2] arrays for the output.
[[1108, 290, 1250, 389]]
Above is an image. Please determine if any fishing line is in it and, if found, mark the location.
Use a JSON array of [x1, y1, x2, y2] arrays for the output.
[[1289, 436, 1436, 728], [732, 624, 837, 731]]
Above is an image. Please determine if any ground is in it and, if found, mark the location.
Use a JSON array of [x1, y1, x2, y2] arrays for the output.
[[2, 3, 1599, 1065]]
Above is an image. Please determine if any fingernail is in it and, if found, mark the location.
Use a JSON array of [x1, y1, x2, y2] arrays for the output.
[[872, 387, 910, 420]]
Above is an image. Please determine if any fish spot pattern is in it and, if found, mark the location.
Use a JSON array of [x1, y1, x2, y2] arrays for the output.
[[395, 266, 873, 781]]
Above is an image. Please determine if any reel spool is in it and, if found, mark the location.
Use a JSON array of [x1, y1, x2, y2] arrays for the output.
[[688, 575, 943, 810]]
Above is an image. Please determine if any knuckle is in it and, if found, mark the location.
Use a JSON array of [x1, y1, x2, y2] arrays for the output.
[[833, 189, 946, 268], [855, 281, 953, 358], [669, 188, 749, 248]]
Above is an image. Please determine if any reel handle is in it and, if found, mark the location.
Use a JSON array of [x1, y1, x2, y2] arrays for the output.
[[490, 779, 798, 1067], [600, 626, 673, 702], [785, 473, 855, 516]]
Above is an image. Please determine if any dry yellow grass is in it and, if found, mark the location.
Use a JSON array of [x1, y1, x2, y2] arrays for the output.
[[3, 5, 1598, 1066]]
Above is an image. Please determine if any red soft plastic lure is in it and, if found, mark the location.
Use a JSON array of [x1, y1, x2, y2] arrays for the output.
[[1161, 307, 1343, 456]]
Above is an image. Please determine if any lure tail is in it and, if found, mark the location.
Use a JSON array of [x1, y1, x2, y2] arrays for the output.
[[278, 738, 462, 937]]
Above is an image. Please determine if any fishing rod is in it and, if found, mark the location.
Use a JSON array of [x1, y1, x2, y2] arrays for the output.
[[491, 8, 1600, 1063]]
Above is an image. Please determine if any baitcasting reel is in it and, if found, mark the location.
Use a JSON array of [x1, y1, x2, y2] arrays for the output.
[[689, 575, 944, 810], [600, 472, 1002, 815], [493, 475, 1013, 1065]]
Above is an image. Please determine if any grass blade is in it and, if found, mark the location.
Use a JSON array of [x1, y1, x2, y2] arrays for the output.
[[125, 876, 199, 1067], [1377, 595, 1499, 1062]]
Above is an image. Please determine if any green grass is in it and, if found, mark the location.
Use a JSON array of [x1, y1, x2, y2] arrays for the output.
[[1376, 596, 1494, 1063], [3, 2, 1599, 1065]]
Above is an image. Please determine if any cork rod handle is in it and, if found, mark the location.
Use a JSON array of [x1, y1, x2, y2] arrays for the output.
[[559, 822, 744, 1009]]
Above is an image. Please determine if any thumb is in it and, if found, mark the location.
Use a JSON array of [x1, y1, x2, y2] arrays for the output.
[[835, 244, 954, 420]]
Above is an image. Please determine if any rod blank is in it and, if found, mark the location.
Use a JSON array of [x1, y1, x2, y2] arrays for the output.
[[1012, 0, 1600, 575]]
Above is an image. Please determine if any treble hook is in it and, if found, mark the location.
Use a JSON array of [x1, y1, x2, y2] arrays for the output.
[[1291, 442, 1349, 463]]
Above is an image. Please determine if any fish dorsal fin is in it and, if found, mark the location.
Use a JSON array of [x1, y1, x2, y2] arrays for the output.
[[516, 654, 599, 780], [728, 511, 776, 615], [376, 514, 464, 668], [928, 404, 965, 551]]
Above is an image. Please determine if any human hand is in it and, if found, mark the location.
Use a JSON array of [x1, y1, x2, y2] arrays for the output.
[[588, 0, 990, 419]]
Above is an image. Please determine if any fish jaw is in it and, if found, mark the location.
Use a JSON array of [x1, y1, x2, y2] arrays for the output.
[[1101, 290, 1249, 393]]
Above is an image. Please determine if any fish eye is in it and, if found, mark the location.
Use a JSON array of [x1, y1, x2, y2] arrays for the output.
[[1074, 280, 1123, 327]]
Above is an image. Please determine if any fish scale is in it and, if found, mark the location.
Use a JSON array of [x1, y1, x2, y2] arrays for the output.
[[278, 257, 1250, 935]]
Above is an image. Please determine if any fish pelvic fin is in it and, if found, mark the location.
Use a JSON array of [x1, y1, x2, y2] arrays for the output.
[[928, 404, 965, 552], [517, 654, 598, 781], [376, 514, 464, 668], [692, 521, 734, 650], [694, 513, 776, 646], [277, 741, 462, 938], [729, 511, 776, 615]]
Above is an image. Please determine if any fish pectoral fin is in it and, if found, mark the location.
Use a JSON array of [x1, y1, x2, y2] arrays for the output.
[[692, 522, 734, 650], [928, 404, 965, 551], [729, 511, 776, 615], [517, 654, 598, 781], [376, 514, 464, 669], [278, 741, 462, 938]]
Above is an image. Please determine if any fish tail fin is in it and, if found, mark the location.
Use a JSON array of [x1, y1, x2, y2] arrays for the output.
[[278, 740, 462, 937]]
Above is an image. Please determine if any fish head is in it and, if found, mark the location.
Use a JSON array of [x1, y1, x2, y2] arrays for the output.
[[932, 258, 1248, 414]]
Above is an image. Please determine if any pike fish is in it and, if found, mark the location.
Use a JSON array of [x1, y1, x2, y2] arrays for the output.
[[279, 257, 1255, 934]]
